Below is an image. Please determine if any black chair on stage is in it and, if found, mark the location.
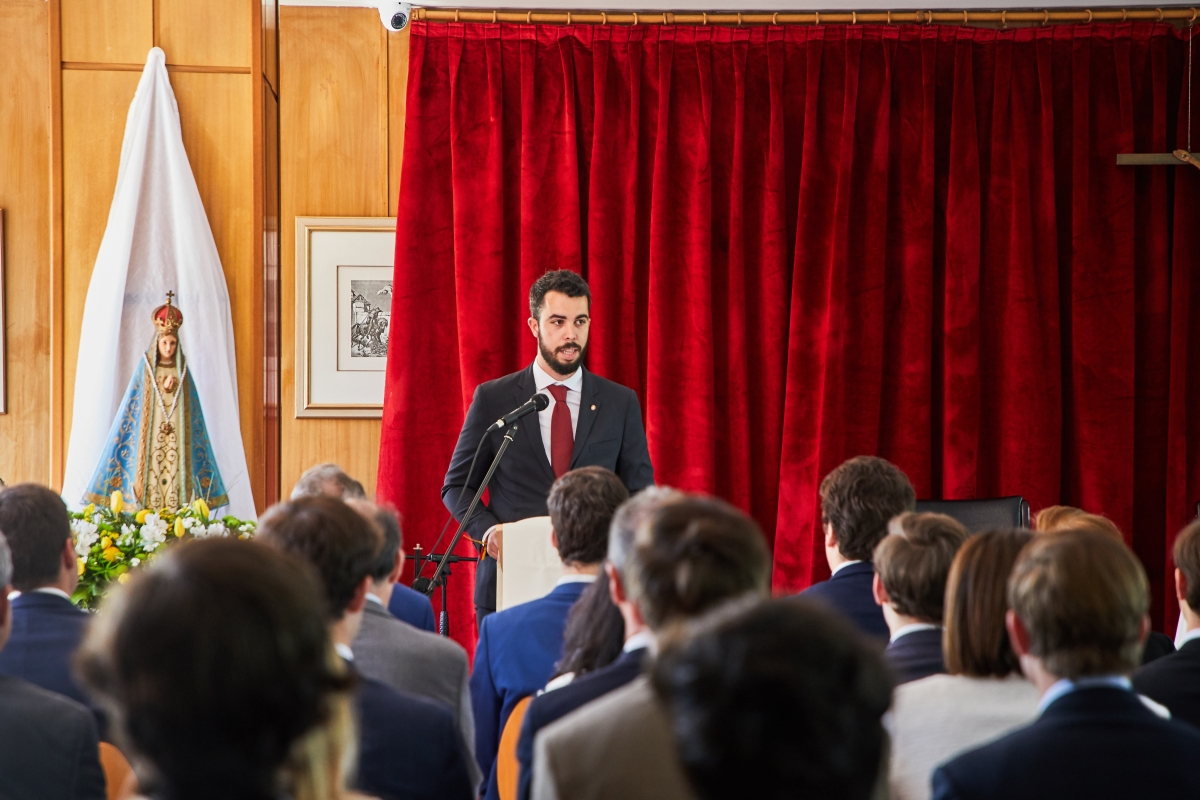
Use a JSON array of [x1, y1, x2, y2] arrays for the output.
[[914, 497, 1031, 532]]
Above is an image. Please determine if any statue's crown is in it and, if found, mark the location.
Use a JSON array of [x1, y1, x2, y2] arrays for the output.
[[153, 292, 183, 334]]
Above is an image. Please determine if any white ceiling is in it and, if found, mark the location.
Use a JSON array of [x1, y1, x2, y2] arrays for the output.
[[282, 0, 1164, 9]]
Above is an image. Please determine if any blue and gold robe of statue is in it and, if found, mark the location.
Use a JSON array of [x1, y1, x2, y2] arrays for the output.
[[84, 340, 228, 511]]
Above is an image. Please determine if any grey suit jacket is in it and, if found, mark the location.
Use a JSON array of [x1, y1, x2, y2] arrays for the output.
[[531, 676, 695, 800], [353, 595, 481, 790], [0, 673, 106, 800]]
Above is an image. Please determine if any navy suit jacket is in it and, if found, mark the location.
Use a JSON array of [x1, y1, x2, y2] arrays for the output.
[[1133, 638, 1200, 729], [442, 365, 654, 612], [932, 687, 1200, 800], [388, 582, 436, 632], [353, 666, 473, 800], [885, 627, 947, 685], [470, 580, 589, 800], [799, 562, 889, 640], [516, 647, 648, 800]]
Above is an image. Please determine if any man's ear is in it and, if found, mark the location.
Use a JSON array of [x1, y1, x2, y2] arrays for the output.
[[61, 538, 76, 573], [347, 575, 372, 614], [606, 562, 626, 605], [871, 572, 889, 608], [550, 528, 557, 550], [823, 522, 837, 551], [1137, 613, 1151, 646], [388, 548, 405, 584], [527, 317, 540, 339], [1006, 610, 1032, 658], [1177, 568, 1189, 605]]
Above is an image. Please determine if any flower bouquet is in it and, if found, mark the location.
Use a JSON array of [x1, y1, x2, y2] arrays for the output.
[[69, 491, 256, 609]]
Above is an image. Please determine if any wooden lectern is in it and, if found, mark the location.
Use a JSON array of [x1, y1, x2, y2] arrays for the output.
[[494, 516, 562, 611]]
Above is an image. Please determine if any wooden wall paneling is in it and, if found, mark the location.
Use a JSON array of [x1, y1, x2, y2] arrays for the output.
[[279, 6, 388, 497], [263, 83, 280, 503], [0, 0, 51, 484], [60, 0, 152, 64], [157, 0, 252, 69], [49, 0, 64, 486], [172, 71, 263, 509], [60, 70, 141, 456], [262, 0, 278, 94], [387, 29, 410, 217]]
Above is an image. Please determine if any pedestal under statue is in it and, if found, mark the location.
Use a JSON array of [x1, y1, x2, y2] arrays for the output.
[[84, 293, 228, 512]]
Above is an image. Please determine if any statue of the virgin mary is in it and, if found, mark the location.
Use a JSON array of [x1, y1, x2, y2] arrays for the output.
[[84, 293, 228, 512]]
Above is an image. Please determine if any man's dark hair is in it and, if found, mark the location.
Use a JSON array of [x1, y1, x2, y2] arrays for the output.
[[1174, 519, 1200, 611], [76, 538, 352, 800], [528, 270, 591, 320], [820, 456, 916, 561], [873, 512, 969, 623], [547, 467, 629, 566], [630, 495, 771, 631], [256, 496, 381, 619], [652, 597, 893, 800], [359, 503, 402, 583], [0, 483, 72, 591]]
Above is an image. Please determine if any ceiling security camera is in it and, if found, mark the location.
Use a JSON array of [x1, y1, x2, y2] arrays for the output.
[[379, 1, 412, 31]]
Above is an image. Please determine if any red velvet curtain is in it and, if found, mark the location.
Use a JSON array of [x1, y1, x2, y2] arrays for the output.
[[379, 21, 1200, 655]]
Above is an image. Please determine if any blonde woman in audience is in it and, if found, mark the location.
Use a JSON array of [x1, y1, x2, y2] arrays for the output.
[[1032, 504, 1083, 531], [886, 529, 1038, 800]]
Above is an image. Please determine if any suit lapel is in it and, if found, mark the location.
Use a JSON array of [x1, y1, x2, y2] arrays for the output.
[[570, 369, 599, 468], [516, 366, 557, 484]]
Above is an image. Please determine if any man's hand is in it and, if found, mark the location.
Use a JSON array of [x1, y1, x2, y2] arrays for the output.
[[485, 524, 504, 565]]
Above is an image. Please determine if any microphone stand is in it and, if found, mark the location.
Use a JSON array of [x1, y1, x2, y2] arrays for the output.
[[420, 421, 520, 636]]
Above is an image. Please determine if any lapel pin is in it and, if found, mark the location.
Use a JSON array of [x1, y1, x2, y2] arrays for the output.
[[590, 405, 596, 411]]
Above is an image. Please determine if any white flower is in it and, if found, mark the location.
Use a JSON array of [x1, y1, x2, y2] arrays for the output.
[[121, 524, 136, 536], [181, 517, 196, 530], [139, 513, 169, 552], [92, 513, 104, 525], [72, 519, 99, 557], [131, 557, 141, 567], [203, 521, 229, 538]]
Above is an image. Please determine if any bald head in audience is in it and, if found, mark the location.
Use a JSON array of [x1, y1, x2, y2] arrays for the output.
[[291, 463, 367, 502]]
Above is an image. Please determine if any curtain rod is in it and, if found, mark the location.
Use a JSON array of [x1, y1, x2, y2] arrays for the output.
[[416, 6, 1199, 27]]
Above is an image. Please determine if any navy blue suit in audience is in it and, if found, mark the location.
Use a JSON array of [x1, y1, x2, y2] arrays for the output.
[[353, 667, 473, 800], [516, 646, 647, 800], [800, 562, 889, 640], [1133, 637, 1200, 728], [388, 582, 436, 632], [885, 628, 946, 685], [471, 579, 590, 800], [931, 686, 1200, 800]]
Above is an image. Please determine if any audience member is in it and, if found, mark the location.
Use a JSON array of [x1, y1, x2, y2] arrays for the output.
[[873, 512, 968, 684], [517, 487, 681, 800], [0, 529, 105, 800], [472, 466, 629, 800], [932, 527, 1200, 800], [0, 483, 107, 732], [78, 537, 356, 800], [291, 462, 435, 632], [346, 500, 480, 792], [887, 529, 1038, 800], [547, 573, 625, 688], [1133, 519, 1200, 727], [531, 493, 772, 800], [1036, 509, 1175, 664], [258, 496, 473, 800], [801, 456, 916, 639], [652, 597, 892, 800]]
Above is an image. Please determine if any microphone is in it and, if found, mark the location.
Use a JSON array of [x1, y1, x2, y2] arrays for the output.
[[487, 393, 550, 432]]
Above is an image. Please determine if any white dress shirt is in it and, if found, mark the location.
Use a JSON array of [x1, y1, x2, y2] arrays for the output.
[[830, 559, 863, 577], [532, 360, 583, 467], [889, 622, 941, 645]]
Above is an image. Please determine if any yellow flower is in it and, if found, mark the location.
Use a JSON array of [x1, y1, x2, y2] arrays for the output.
[[110, 491, 124, 515], [136, 508, 150, 524], [192, 498, 210, 520], [77, 558, 85, 577], [117, 573, 130, 585], [174, 517, 185, 538], [99, 536, 112, 550], [83, 503, 95, 517], [102, 546, 122, 562]]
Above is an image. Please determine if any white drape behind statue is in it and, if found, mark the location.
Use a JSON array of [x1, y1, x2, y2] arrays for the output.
[[62, 47, 254, 519]]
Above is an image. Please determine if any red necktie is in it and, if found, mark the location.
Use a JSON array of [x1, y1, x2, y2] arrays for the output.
[[547, 384, 573, 478]]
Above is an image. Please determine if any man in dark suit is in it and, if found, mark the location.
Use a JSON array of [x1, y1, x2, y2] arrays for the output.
[[0, 528, 107, 800], [799, 456, 916, 640], [0, 484, 105, 731], [258, 496, 473, 800], [1134, 519, 1200, 727], [472, 467, 629, 800], [871, 512, 968, 684], [442, 270, 655, 627], [932, 527, 1200, 800]]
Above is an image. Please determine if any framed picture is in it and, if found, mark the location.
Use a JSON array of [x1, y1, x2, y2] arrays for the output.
[[0, 209, 5, 415], [295, 217, 396, 418]]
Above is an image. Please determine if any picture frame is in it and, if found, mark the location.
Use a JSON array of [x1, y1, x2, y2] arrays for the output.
[[294, 216, 396, 418], [0, 209, 5, 415]]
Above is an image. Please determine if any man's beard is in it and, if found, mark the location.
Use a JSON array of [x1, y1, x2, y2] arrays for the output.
[[539, 335, 586, 376]]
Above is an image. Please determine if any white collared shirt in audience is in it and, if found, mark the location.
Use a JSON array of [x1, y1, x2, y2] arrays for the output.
[[886, 673, 1039, 800]]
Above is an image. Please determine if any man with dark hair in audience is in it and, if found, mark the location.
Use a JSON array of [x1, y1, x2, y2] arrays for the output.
[[873, 512, 969, 684], [472, 466, 629, 800], [653, 597, 893, 800], [347, 499, 481, 792], [0, 529, 106, 799], [0, 483, 106, 732], [257, 495, 473, 800], [531, 494, 772, 800], [516, 487, 682, 800], [802, 456, 916, 639], [1133, 519, 1200, 726], [932, 527, 1200, 800], [291, 462, 435, 632]]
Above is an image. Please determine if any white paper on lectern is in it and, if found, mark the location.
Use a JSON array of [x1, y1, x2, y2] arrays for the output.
[[495, 516, 562, 611]]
